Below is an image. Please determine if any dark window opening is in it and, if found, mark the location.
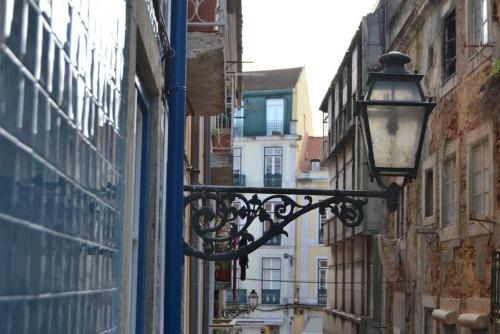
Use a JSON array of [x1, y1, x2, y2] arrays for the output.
[[443, 9, 457, 80], [425, 169, 434, 217]]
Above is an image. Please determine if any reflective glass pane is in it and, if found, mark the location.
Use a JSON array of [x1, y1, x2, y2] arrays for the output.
[[370, 80, 421, 101], [366, 105, 426, 169]]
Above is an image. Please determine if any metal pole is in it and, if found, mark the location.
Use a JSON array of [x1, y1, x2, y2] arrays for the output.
[[164, 0, 187, 333]]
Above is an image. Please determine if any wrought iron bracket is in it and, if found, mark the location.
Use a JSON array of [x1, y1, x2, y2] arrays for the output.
[[183, 185, 400, 261]]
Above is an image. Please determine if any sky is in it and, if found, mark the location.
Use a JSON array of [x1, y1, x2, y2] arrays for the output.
[[242, 0, 380, 136]]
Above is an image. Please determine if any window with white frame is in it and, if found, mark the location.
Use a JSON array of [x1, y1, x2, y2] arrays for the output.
[[262, 258, 281, 304], [264, 147, 283, 175], [266, 99, 284, 135], [233, 148, 241, 174], [263, 202, 282, 245], [311, 159, 321, 172], [318, 259, 328, 305], [468, 0, 489, 55], [319, 212, 327, 244], [443, 154, 458, 226], [470, 137, 491, 218]]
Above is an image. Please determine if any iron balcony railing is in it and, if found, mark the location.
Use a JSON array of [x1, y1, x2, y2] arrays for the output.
[[266, 120, 284, 136], [233, 174, 246, 186], [262, 289, 280, 304], [265, 234, 281, 246], [226, 289, 248, 305], [318, 289, 327, 305], [264, 173, 282, 188]]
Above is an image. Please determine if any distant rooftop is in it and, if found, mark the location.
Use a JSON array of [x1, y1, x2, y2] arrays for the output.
[[300, 136, 325, 172], [243, 67, 303, 91]]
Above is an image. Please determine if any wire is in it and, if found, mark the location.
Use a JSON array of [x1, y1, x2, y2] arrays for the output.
[[234, 276, 405, 285]]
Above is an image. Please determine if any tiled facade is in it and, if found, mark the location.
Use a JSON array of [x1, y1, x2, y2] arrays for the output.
[[0, 0, 174, 332], [0, 0, 126, 332]]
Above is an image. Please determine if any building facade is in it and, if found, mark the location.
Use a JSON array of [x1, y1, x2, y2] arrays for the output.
[[0, 0, 170, 333], [379, 0, 500, 333], [293, 135, 331, 334], [319, 6, 388, 334], [0, 0, 242, 333], [222, 67, 312, 334]]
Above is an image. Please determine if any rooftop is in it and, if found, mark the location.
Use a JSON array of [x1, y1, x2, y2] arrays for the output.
[[243, 67, 303, 91], [299, 136, 325, 172]]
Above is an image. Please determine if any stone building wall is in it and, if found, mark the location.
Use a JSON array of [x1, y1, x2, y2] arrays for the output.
[[382, 0, 500, 332]]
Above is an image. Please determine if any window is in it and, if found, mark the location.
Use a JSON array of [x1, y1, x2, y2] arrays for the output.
[[428, 45, 434, 69], [396, 188, 405, 238], [443, 155, 457, 225], [266, 99, 284, 135], [443, 9, 457, 80], [342, 66, 348, 107], [351, 48, 358, 92], [468, 0, 489, 55], [319, 212, 327, 244], [318, 259, 328, 305], [263, 202, 282, 245], [233, 148, 241, 174], [264, 147, 283, 187], [470, 137, 490, 218], [424, 169, 434, 218], [234, 105, 244, 137], [311, 159, 321, 172], [262, 258, 281, 304]]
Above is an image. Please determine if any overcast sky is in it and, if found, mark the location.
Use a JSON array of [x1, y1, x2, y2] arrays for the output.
[[242, 0, 379, 136]]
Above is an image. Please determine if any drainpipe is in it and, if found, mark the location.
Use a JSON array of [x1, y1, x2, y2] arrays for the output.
[[164, 1, 187, 333]]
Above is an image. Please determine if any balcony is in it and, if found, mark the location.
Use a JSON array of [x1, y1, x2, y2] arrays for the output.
[[318, 289, 327, 305], [226, 289, 247, 305], [262, 289, 280, 304], [233, 174, 246, 186], [265, 234, 281, 246], [266, 120, 284, 136], [264, 173, 282, 188]]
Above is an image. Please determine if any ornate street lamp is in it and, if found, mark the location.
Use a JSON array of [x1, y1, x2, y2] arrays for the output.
[[248, 289, 258, 309], [358, 51, 436, 182], [183, 51, 435, 262], [222, 289, 259, 319]]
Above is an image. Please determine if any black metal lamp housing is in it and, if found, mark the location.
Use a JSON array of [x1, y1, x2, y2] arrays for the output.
[[359, 51, 436, 180], [248, 289, 258, 309]]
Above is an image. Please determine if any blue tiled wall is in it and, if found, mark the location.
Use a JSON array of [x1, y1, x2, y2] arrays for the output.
[[0, 0, 127, 332]]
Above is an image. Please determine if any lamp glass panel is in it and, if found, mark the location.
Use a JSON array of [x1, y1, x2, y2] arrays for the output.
[[369, 81, 421, 101], [366, 105, 426, 170]]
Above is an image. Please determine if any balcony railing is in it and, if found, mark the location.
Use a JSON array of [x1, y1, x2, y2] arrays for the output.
[[226, 289, 247, 305], [318, 289, 327, 305], [266, 120, 284, 136], [233, 174, 246, 186], [264, 173, 282, 188], [262, 289, 280, 304], [265, 234, 281, 246]]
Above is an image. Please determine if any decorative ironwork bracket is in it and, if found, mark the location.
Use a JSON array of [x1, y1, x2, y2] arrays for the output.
[[183, 185, 400, 261]]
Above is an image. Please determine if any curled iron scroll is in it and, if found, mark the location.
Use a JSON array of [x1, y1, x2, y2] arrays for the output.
[[183, 191, 366, 261]]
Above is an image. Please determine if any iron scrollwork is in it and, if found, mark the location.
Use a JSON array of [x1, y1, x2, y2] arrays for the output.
[[183, 185, 392, 261]]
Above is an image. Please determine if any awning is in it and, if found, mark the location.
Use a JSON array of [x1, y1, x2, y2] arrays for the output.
[[302, 317, 323, 334]]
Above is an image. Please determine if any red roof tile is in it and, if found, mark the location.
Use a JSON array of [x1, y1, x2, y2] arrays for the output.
[[299, 136, 325, 172]]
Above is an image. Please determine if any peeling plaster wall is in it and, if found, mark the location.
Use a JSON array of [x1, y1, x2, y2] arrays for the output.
[[382, 0, 500, 332]]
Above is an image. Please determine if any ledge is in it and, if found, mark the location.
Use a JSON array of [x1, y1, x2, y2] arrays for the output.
[[457, 313, 489, 329], [432, 309, 457, 325]]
